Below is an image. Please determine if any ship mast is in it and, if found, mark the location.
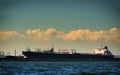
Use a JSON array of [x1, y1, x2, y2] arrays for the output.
[[26, 46, 31, 51], [15, 49, 16, 56], [50, 45, 54, 53]]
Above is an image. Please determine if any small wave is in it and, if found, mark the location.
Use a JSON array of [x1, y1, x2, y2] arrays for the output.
[[0, 61, 119, 75]]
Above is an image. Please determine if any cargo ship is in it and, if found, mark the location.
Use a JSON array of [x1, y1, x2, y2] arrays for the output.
[[0, 46, 119, 61], [22, 46, 115, 61]]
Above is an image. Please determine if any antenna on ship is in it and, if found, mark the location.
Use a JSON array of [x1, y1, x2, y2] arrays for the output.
[[15, 49, 16, 56], [51, 45, 54, 50], [26, 45, 31, 51], [52, 45, 54, 48]]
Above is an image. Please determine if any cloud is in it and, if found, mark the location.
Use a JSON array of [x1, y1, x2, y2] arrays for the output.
[[25, 27, 120, 43], [0, 31, 19, 40], [63, 29, 103, 41], [0, 27, 120, 43], [63, 27, 120, 42], [26, 28, 63, 42], [104, 27, 120, 42]]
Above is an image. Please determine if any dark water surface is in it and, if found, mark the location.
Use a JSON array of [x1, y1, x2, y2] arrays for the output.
[[0, 61, 120, 75]]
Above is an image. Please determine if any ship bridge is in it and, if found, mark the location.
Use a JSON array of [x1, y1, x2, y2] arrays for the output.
[[93, 46, 112, 55]]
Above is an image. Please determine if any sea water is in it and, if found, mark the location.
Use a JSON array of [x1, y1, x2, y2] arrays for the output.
[[0, 61, 120, 75]]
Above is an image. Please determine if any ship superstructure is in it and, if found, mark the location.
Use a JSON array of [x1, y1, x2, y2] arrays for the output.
[[93, 46, 112, 55]]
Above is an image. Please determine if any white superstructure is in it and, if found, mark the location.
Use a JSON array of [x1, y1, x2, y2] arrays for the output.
[[93, 46, 112, 55]]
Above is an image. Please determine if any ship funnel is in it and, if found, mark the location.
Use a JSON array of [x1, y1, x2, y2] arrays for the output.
[[103, 46, 112, 55], [104, 46, 108, 50]]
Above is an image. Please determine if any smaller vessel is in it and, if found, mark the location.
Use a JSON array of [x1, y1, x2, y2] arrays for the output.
[[0, 51, 6, 59]]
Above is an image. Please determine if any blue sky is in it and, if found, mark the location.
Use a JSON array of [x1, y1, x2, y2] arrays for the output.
[[1, 0, 120, 32], [0, 0, 120, 55]]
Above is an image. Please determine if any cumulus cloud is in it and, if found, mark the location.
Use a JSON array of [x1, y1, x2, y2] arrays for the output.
[[104, 27, 120, 42], [25, 27, 120, 43], [26, 28, 63, 42], [63, 29, 103, 41], [0, 28, 120, 43], [63, 27, 120, 42], [0, 31, 19, 40]]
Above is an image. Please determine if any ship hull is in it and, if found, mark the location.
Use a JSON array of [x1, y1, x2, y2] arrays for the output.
[[22, 51, 114, 60]]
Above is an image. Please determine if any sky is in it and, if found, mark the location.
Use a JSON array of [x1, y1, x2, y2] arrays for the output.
[[0, 0, 120, 55]]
